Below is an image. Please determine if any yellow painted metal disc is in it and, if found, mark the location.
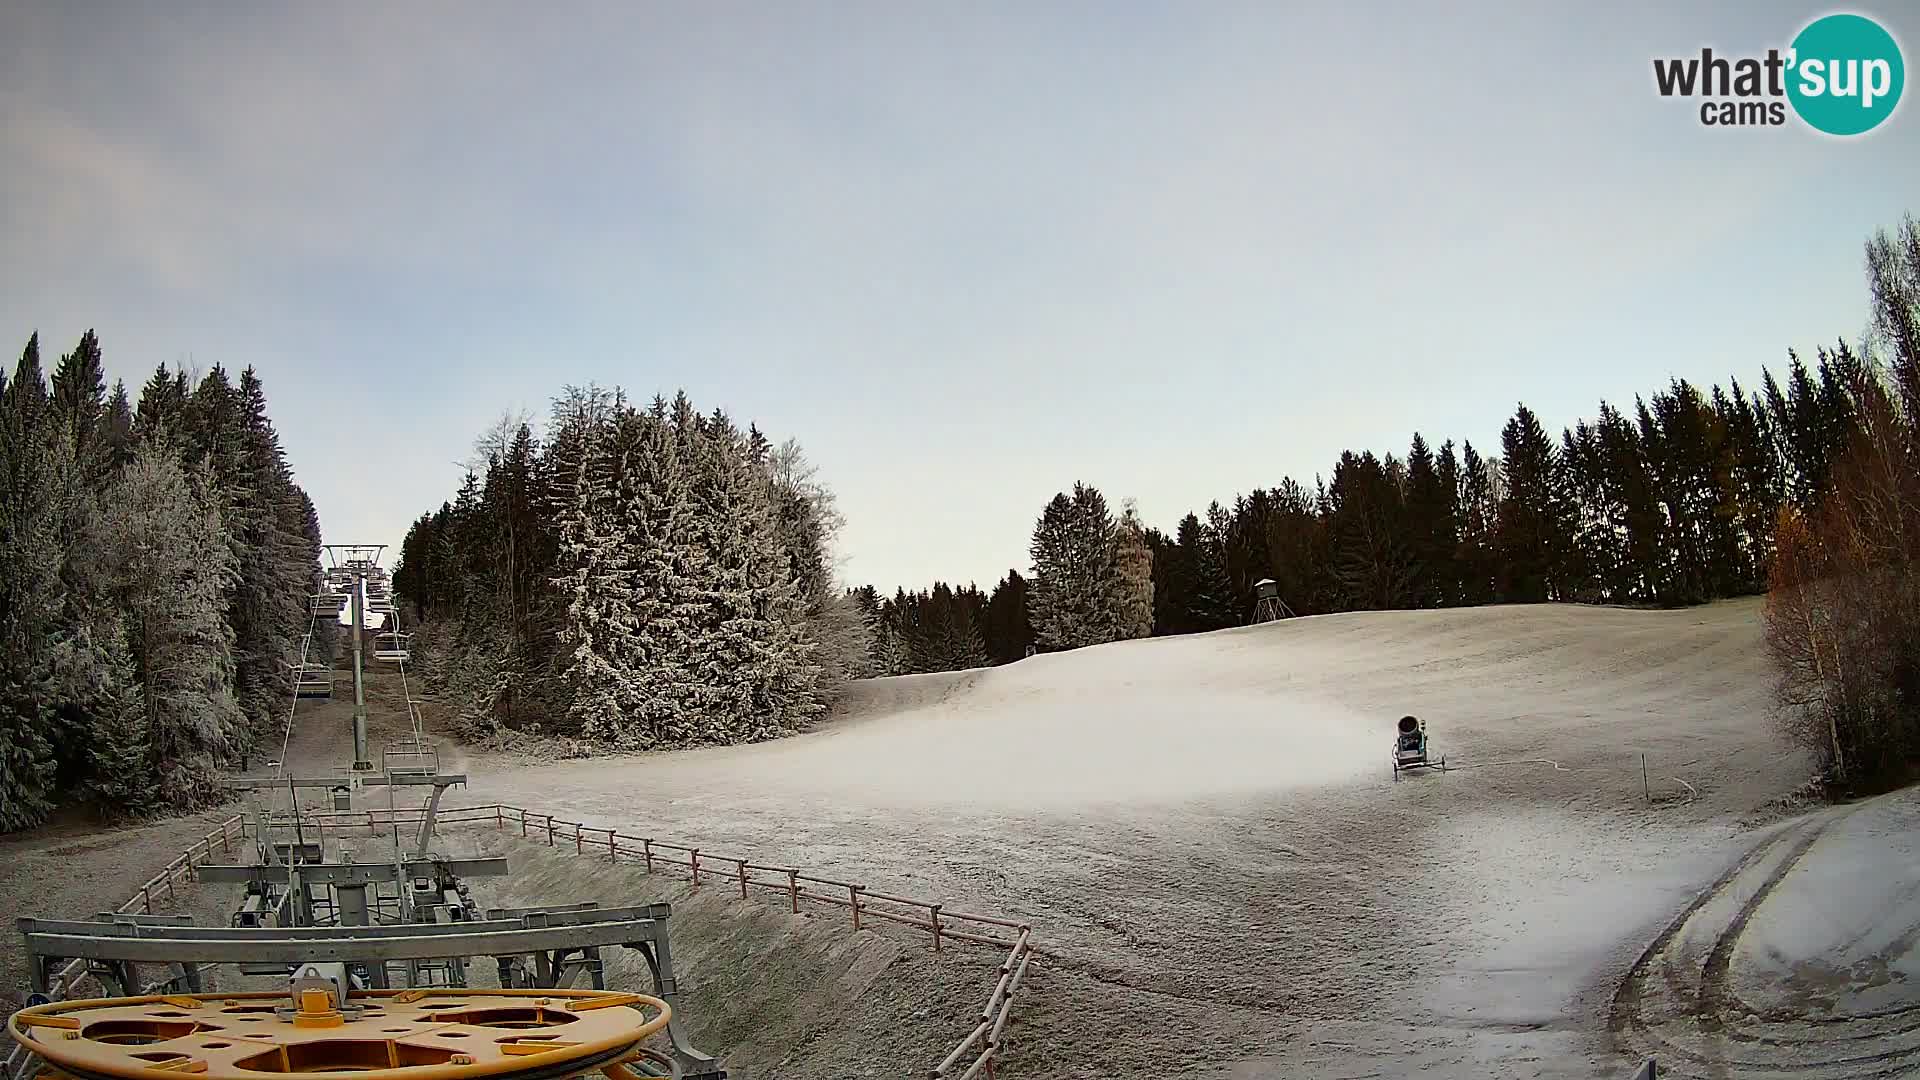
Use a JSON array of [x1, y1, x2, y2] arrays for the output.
[[8, 989, 668, 1080]]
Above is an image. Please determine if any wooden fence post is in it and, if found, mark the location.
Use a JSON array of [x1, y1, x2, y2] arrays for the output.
[[608, 832, 619, 862], [849, 885, 865, 930], [690, 849, 701, 886], [575, 825, 583, 855], [546, 815, 555, 846], [930, 904, 943, 952], [642, 839, 654, 873], [735, 860, 748, 900], [786, 870, 799, 913], [520, 809, 528, 837]]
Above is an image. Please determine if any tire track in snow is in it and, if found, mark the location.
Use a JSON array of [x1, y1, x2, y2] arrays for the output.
[[1611, 803, 1920, 1078]]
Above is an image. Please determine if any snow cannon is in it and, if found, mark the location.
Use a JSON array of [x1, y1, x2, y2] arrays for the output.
[[1391, 715, 1445, 778]]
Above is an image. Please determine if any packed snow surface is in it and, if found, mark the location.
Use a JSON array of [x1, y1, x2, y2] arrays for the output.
[[17, 597, 1907, 1078], [432, 598, 1906, 1078]]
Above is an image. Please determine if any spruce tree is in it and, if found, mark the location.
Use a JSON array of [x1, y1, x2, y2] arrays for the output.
[[1178, 511, 1238, 629], [1027, 492, 1080, 651], [1403, 434, 1457, 607], [0, 336, 66, 827], [685, 410, 822, 741], [551, 392, 632, 739], [1495, 404, 1573, 602], [984, 570, 1036, 661], [83, 621, 155, 818], [1109, 503, 1154, 639], [1457, 441, 1497, 604], [95, 443, 245, 809]]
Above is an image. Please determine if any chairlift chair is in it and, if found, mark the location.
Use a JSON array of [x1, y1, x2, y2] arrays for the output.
[[372, 631, 412, 663], [288, 660, 333, 699]]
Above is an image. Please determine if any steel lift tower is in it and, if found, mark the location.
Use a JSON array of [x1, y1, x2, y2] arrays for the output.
[[323, 543, 385, 772]]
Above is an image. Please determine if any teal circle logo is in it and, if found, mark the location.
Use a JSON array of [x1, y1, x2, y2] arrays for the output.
[[1787, 14, 1905, 135]]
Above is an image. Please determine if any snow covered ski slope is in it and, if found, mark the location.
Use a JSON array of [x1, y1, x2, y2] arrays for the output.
[[448, 597, 1912, 1078]]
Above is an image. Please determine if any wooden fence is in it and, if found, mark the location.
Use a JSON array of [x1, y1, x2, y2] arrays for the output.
[[241, 802, 1036, 1078], [4, 815, 248, 1080]]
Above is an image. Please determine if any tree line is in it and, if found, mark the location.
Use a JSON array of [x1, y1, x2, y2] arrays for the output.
[[1, 333, 322, 831], [394, 217, 1919, 797], [393, 387, 867, 749], [869, 354, 1859, 672], [874, 214, 1920, 796]]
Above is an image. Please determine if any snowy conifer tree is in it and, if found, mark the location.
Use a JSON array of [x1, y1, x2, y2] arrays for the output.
[[549, 388, 634, 739], [95, 443, 245, 810], [1028, 493, 1079, 651], [0, 336, 68, 828], [81, 621, 154, 818], [601, 403, 704, 747], [1029, 482, 1121, 651], [684, 410, 822, 741], [1109, 502, 1155, 639]]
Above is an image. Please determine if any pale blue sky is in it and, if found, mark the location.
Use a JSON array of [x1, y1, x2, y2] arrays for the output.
[[3, 2, 1915, 592]]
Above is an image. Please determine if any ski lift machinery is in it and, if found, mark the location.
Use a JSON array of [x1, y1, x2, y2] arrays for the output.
[[6, 542, 728, 1080]]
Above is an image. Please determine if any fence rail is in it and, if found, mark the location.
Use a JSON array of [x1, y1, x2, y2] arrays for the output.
[[4, 814, 246, 1080], [240, 801, 1036, 1076]]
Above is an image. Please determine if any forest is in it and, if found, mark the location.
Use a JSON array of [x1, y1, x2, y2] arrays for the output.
[[0, 334, 322, 831], [861, 214, 1915, 793], [873, 351, 1864, 671], [393, 388, 867, 751]]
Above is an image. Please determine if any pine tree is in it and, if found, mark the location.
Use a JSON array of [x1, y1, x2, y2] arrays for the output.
[[1028, 482, 1123, 650], [1326, 451, 1414, 609], [1108, 503, 1154, 638], [94, 443, 244, 809], [1403, 434, 1456, 607], [1457, 441, 1497, 604], [50, 331, 109, 483], [607, 405, 705, 745], [984, 570, 1036, 661], [83, 621, 155, 818], [1496, 404, 1573, 602], [1144, 528, 1184, 634], [1071, 483, 1120, 642], [550, 389, 632, 739], [684, 410, 822, 741], [0, 336, 67, 828], [1179, 511, 1238, 629], [1263, 479, 1324, 615], [1027, 492, 1080, 651]]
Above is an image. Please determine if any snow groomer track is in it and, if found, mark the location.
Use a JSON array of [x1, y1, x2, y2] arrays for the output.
[[1612, 787, 1920, 1080]]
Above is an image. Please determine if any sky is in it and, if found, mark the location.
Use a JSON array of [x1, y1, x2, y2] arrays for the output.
[[3, 2, 1917, 593]]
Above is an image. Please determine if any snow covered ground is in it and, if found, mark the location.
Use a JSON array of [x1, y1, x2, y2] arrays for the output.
[[416, 596, 1906, 1078], [10, 596, 1910, 1078]]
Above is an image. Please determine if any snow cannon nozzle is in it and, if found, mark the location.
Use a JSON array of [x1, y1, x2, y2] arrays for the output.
[[1397, 715, 1421, 735]]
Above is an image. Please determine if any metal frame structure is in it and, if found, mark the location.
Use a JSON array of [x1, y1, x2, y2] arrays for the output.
[[1391, 714, 1446, 778], [17, 908, 722, 1080], [1251, 578, 1296, 623], [321, 543, 386, 771]]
